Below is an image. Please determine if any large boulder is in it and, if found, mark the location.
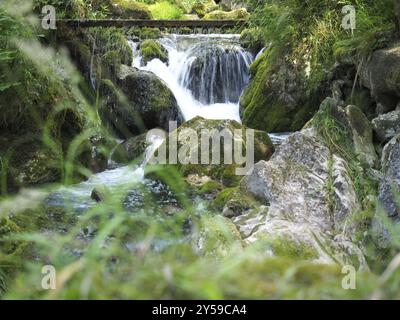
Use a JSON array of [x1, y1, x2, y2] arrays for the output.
[[101, 65, 183, 137], [360, 43, 400, 113], [372, 110, 400, 143], [238, 128, 366, 266], [147, 116, 274, 188], [240, 49, 331, 133]]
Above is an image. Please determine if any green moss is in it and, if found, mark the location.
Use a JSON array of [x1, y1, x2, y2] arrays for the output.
[[192, 214, 243, 257], [268, 237, 319, 260], [240, 28, 264, 55], [191, 0, 218, 18], [240, 48, 324, 132], [148, 1, 183, 20], [212, 187, 258, 215], [199, 180, 223, 195], [204, 8, 250, 20], [140, 40, 168, 65], [110, 0, 153, 19], [128, 27, 162, 40]]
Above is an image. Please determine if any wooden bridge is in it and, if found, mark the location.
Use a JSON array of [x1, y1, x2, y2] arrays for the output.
[[58, 19, 247, 29]]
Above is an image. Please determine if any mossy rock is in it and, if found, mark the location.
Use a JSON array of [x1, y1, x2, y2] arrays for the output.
[[240, 48, 329, 133], [191, 0, 218, 18], [140, 39, 168, 65], [127, 27, 162, 40], [191, 214, 243, 257], [111, 133, 149, 164], [240, 28, 264, 56], [100, 64, 183, 137], [212, 187, 258, 217], [110, 0, 153, 19], [146, 116, 274, 188], [266, 236, 319, 260], [203, 8, 250, 20]]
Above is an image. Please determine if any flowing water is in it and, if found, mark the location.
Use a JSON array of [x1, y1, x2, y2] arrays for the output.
[[49, 34, 290, 213], [131, 34, 253, 122]]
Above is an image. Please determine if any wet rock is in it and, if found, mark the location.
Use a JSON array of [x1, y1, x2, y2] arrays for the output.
[[140, 40, 168, 65], [182, 42, 252, 105], [101, 65, 183, 137], [360, 43, 400, 112], [372, 110, 400, 143], [147, 116, 274, 188]]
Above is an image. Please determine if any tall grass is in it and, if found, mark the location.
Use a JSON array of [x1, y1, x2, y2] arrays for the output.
[[1, 0, 400, 300]]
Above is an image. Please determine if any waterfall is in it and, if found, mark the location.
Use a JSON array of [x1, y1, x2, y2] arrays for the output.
[[130, 34, 253, 122]]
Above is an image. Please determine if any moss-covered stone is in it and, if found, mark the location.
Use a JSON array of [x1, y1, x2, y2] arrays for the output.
[[240, 49, 329, 133], [132, 27, 162, 40], [191, 214, 243, 257], [240, 28, 264, 56], [203, 8, 250, 20], [110, 0, 153, 19], [111, 133, 149, 164], [191, 0, 218, 18], [147, 116, 274, 188], [100, 64, 183, 137], [267, 236, 319, 260], [212, 187, 258, 217], [140, 39, 168, 65]]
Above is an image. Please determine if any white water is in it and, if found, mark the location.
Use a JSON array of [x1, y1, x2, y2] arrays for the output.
[[130, 34, 253, 122], [49, 34, 291, 212]]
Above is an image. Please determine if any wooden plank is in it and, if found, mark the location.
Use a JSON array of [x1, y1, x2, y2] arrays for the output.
[[58, 19, 246, 29]]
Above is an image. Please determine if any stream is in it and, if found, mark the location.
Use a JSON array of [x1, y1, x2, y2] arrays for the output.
[[47, 33, 291, 213]]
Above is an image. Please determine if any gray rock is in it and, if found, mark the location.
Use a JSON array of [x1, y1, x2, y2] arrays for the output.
[[345, 105, 378, 167], [372, 110, 400, 143], [238, 128, 366, 266], [242, 129, 359, 235], [360, 43, 400, 112], [379, 134, 400, 218]]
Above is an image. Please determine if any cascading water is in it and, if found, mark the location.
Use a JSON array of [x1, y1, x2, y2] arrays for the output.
[[48, 34, 289, 214], [130, 34, 253, 122]]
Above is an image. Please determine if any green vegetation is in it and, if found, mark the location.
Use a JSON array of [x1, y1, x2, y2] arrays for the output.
[[140, 39, 168, 64], [240, 0, 396, 132], [1, 0, 400, 301], [149, 1, 184, 20]]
